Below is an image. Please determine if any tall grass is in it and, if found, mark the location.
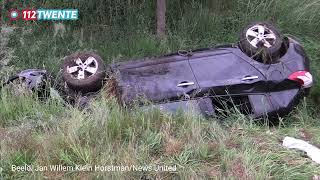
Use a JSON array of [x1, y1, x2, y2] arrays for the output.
[[1, 0, 320, 179], [1, 90, 319, 179]]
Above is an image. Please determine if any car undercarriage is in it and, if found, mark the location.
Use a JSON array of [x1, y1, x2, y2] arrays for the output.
[[2, 22, 313, 119]]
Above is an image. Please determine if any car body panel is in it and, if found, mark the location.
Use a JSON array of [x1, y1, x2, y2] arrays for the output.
[[189, 51, 266, 95], [109, 38, 311, 118], [248, 88, 301, 118], [143, 98, 215, 117], [110, 54, 199, 103]]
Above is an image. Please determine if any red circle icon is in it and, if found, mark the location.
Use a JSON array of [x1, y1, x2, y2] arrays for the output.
[[9, 9, 20, 20]]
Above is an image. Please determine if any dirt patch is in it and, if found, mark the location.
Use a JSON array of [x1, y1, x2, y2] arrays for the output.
[[286, 158, 307, 166], [208, 142, 219, 151], [161, 123, 183, 156], [252, 135, 275, 153], [225, 138, 241, 149], [206, 165, 221, 177], [224, 127, 246, 149], [228, 158, 249, 180], [163, 138, 183, 156]]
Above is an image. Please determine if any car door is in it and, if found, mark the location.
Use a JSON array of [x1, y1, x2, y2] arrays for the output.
[[188, 49, 265, 95], [114, 55, 199, 103]]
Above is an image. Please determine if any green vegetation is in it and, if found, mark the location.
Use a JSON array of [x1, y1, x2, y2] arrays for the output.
[[1, 0, 320, 179]]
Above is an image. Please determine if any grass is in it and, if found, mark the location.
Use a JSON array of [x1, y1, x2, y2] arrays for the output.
[[1, 0, 320, 179]]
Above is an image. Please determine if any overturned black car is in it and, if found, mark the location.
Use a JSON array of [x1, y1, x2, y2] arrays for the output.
[[4, 22, 313, 119]]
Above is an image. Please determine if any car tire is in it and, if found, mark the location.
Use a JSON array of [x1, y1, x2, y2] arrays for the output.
[[62, 52, 106, 93], [239, 22, 283, 63]]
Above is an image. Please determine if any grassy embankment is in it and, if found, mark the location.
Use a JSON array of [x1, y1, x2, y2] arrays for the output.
[[0, 0, 320, 179]]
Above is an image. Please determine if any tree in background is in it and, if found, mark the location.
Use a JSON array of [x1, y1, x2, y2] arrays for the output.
[[156, 0, 166, 38]]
